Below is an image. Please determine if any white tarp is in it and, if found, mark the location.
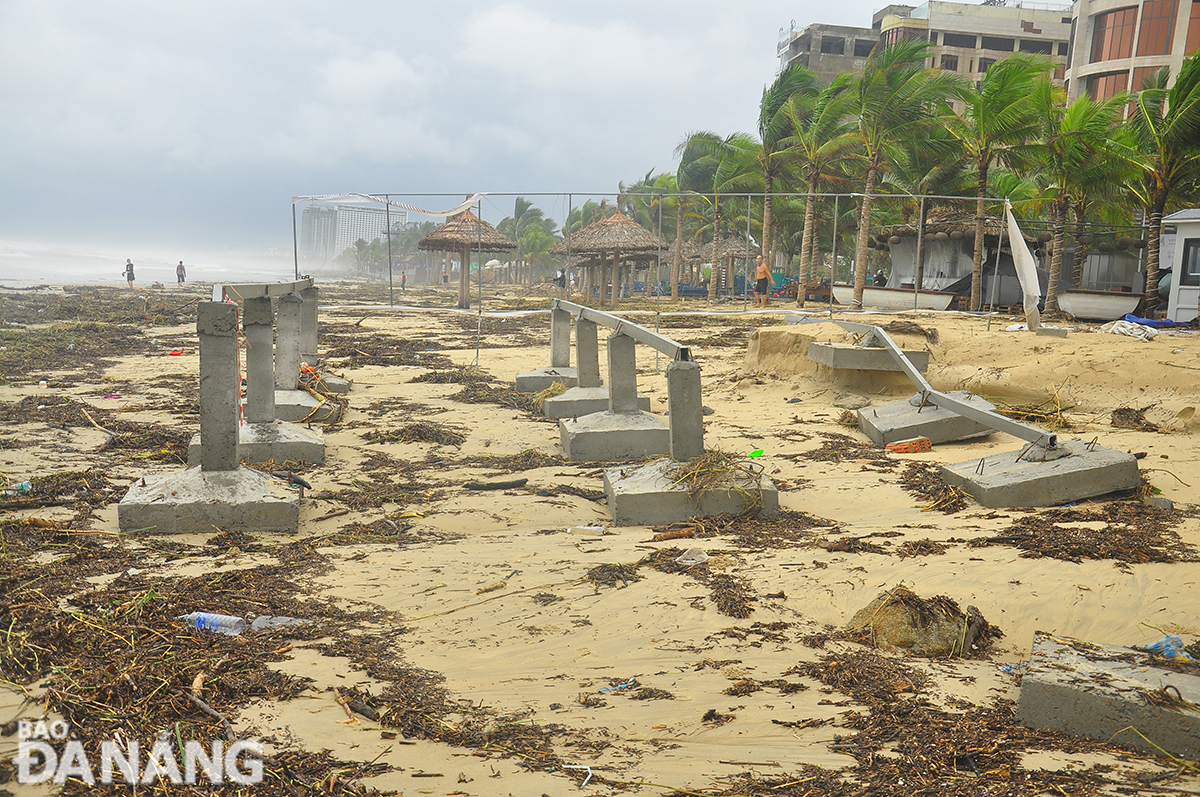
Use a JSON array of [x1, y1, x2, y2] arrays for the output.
[[290, 192, 485, 218], [1005, 200, 1042, 331]]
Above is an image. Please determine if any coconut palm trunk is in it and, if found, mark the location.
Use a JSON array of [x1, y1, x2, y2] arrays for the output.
[[970, 164, 988, 310], [1046, 197, 1068, 311], [1145, 191, 1167, 311], [762, 175, 774, 273], [1071, 201, 1087, 287], [797, 186, 817, 307], [708, 233, 719, 301], [852, 165, 880, 308], [671, 201, 683, 301]]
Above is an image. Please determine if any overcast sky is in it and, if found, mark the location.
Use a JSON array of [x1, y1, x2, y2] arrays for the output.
[[0, 1, 876, 256]]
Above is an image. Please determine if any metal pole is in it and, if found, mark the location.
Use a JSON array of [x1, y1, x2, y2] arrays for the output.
[[914, 196, 924, 310], [987, 198, 1007, 331], [385, 195, 393, 307], [567, 193, 573, 299], [291, 203, 299, 280], [829, 195, 838, 318], [475, 199, 483, 370], [744, 194, 751, 311], [656, 198, 662, 373]]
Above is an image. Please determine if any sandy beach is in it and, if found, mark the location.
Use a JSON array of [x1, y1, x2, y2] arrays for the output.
[[2, 280, 1199, 796]]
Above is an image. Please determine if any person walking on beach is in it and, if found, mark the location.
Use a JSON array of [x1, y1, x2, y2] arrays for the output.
[[176, 261, 186, 285], [400, 271, 406, 292], [754, 255, 773, 308], [124, 259, 135, 289]]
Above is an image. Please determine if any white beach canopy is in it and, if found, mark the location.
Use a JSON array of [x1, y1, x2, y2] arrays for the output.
[[1005, 200, 1043, 330]]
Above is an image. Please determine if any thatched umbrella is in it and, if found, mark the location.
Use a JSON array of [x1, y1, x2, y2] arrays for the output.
[[418, 209, 517, 309], [552, 208, 661, 309], [708, 235, 761, 295]]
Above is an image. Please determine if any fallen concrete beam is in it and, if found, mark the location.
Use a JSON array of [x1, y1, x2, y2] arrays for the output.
[[1017, 632, 1200, 760], [604, 458, 780, 526], [807, 341, 929, 372], [859, 391, 995, 447], [940, 439, 1140, 507]]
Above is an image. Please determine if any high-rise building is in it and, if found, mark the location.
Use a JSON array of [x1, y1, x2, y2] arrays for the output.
[[299, 204, 408, 261], [776, 21, 879, 82], [1063, 0, 1200, 99], [878, 1, 1071, 82]]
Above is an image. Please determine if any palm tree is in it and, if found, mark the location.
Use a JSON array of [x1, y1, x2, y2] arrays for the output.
[[849, 37, 962, 307], [1125, 54, 1200, 310], [757, 64, 820, 272], [948, 53, 1052, 310], [498, 198, 555, 284], [780, 75, 857, 305], [1030, 78, 1129, 310], [672, 133, 724, 299]]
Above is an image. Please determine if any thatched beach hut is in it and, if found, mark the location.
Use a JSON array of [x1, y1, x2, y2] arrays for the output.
[[711, 235, 761, 296], [418, 210, 517, 309], [551, 208, 661, 309]]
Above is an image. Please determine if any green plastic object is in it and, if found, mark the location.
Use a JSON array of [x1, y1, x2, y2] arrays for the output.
[[748, 449, 764, 458]]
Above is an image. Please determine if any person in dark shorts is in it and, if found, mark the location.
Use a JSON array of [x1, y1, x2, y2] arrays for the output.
[[177, 261, 186, 284], [754, 255, 773, 308], [124, 259, 135, 288]]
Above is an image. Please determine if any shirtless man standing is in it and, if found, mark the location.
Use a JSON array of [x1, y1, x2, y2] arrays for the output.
[[754, 255, 773, 308]]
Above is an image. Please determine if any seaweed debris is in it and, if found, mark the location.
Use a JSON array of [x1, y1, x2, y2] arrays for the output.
[[1111, 404, 1158, 431], [899, 461, 969, 513], [969, 500, 1198, 564], [361, 421, 466, 447]]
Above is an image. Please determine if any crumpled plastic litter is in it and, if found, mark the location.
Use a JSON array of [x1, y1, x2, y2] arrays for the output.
[[1098, 319, 1157, 341], [675, 547, 709, 567], [1141, 634, 1193, 660]]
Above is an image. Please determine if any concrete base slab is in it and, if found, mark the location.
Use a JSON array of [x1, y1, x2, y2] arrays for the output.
[[940, 439, 1140, 508], [515, 366, 578, 393], [118, 466, 300, 534], [1017, 631, 1200, 759], [188, 421, 326, 466], [318, 376, 352, 394], [603, 458, 780, 526], [859, 391, 996, 446], [807, 342, 930, 372], [543, 386, 651, 419], [559, 411, 669, 462], [271, 390, 338, 423]]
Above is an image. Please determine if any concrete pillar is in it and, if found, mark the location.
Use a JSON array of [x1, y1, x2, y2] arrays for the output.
[[275, 292, 303, 390], [299, 286, 319, 366], [243, 297, 275, 424], [576, 318, 602, 388], [197, 302, 240, 472], [607, 333, 638, 413], [550, 307, 571, 368], [667, 360, 704, 461]]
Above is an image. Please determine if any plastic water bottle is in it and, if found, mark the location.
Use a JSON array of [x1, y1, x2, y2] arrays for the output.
[[180, 612, 248, 636]]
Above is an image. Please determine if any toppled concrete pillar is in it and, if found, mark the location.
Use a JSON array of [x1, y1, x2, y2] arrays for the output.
[[243, 297, 275, 424], [198, 302, 240, 472], [550, 307, 571, 369], [275, 292, 303, 390], [667, 360, 704, 461], [576, 318, 602, 388], [859, 391, 995, 447], [299, 286, 319, 366], [607, 333, 638, 413]]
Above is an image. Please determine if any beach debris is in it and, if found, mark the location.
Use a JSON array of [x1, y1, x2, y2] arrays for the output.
[[675, 547, 709, 567], [1111, 404, 1159, 431], [884, 319, 939, 344], [651, 528, 695, 542], [476, 580, 507, 595], [845, 586, 1002, 658], [180, 612, 248, 636], [886, 436, 932, 454], [464, 477, 528, 491], [362, 420, 466, 447], [1099, 319, 1157, 340], [898, 461, 968, 513], [249, 615, 309, 632], [1139, 635, 1195, 661], [701, 709, 735, 726], [748, 449, 764, 458]]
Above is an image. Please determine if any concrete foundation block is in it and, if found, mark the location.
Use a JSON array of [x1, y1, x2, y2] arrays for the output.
[[1017, 632, 1200, 760], [559, 411, 669, 462], [118, 466, 300, 534], [940, 439, 1140, 508], [271, 389, 338, 423], [603, 458, 780, 526], [859, 391, 996, 447], [189, 421, 325, 466], [318, 376, 352, 394], [515, 366, 579, 393], [543, 386, 650, 419], [807, 342, 929, 372]]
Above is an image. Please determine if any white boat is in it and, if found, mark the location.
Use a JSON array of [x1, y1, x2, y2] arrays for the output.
[[1056, 289, 1141, 321], [831, 285, 956, 311]]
